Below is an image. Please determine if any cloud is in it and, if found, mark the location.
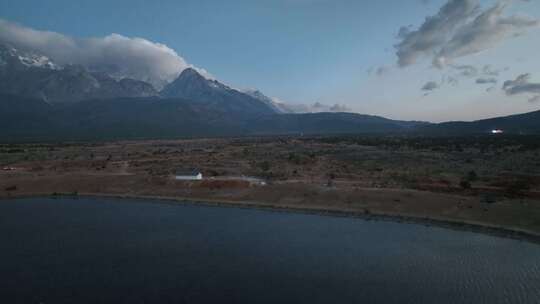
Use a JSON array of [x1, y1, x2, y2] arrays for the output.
[[0, 19, 204, 89], [376, 66, 391, 76], [307, 102, 352, 113], [328, 103, 352, 112], [476, 77, 497, 84], [395, 0, 480, 67], [436, 2, 538, 66], [529, 95, 540, 103], [482, 64, 500, 76], [280, 102, 352, 113], [452, 64, 478, 77], [502, 73, 540, 96], [422, 81, 439, 91], [444, 75, 459, 86], [367, 65, 391, 77], [395, 0, 539, 68]]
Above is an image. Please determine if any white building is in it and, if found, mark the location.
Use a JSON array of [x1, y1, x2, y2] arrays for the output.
[[175, 169, 203, 181]]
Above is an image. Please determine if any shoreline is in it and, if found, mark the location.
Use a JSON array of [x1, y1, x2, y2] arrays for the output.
[[3, 192, 540, 245]]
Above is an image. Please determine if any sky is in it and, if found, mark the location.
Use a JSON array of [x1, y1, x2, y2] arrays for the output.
[[1, 0, 539, 122]]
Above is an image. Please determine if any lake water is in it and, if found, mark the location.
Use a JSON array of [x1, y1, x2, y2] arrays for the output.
[[0, 197, 539, 304]]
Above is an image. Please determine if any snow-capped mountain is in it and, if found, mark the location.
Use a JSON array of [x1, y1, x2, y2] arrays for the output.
[[242, 89, 292, 114], [161, 68, 279, 115], [0, 44, 158, 103], [0, 44, 60, 70]]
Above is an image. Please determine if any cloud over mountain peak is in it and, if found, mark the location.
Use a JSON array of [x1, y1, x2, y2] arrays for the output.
[[0, 19, 205, 89]]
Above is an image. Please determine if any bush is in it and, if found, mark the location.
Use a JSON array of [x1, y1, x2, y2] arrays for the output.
[[459, 180, 471, 189], [467, 170, 478, 182], [259, 161, 270, 172], [505, 178, 532, 197], [458, 171, 478, 190], [481, 193, 497, 204], [5, 185, 17, 191]]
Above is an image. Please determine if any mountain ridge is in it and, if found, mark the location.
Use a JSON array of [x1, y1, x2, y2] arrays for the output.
[[0, 44, 158, 103], [2, 44, 540, 141], [0, 94, 423, 142], [1, 92, 540, 142], [161, 68, 279, 116]]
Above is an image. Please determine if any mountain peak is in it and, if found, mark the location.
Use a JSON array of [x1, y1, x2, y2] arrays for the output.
[[174, 67, 210, 84], [160, 69, 278, 115], [161, 67, 232, 98], [180, 67, 201, 77]]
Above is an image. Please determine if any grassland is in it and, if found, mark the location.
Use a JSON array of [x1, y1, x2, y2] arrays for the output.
[[1, 135, 540, 238]]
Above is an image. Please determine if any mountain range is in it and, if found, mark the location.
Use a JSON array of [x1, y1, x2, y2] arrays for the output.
[[0, 44, 158, 103], [0, 43, 539, 142]]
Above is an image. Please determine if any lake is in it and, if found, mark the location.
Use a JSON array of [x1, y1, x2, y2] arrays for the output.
[[0, 197, 539, 303]]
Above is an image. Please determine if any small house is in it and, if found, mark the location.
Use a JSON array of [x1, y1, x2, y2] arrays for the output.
[[175, 169, 203, 181]]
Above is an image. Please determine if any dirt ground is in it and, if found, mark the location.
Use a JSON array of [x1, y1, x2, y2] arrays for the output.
[[1, 135, 540, 235]]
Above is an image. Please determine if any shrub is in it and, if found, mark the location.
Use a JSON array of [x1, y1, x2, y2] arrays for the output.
[[505, 178, 532, 197], [259, 161, 270, 172], [459, 180, 471, 189], [467, 170, 478, 182], [481, 193, 497, 204]]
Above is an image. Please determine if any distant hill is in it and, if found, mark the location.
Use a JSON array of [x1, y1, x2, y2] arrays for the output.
[[1, 92, 539, 142], [418, 110, 540, 135], [0, 94, 425, 142], [0, 94, 240, 141], [244, 112, 424, 135]]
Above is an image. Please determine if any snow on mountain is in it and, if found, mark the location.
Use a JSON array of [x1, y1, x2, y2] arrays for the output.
[[243, 89, 291, 113], [161, 68, 279, 116], [0, 43, 158, 103], [0, 44, 59, 70]]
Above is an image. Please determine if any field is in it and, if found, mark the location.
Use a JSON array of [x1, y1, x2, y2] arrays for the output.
[[1, 135, 540, 236]]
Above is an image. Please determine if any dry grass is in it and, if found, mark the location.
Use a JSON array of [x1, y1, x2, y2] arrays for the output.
[[1, 135, 540, 234]]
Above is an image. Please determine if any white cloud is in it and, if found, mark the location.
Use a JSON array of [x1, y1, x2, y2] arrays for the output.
[[376, 65, 392, 76], [280, 101, 352, 113], [503, 73, 540, 96], [435, 2, 539, 66], [452, 64, 478, 77], [529, 95, 540, 103], [421, 81, 439, 91], [475, 77, 498, 84], [395, 0, 539, 68], [482, 64, 500, 76], [395, 0, 479, 67], [0, 19, 206, 89]]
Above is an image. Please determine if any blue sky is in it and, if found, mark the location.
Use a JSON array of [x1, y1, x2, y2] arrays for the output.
[[1, 0, 539, 122]]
